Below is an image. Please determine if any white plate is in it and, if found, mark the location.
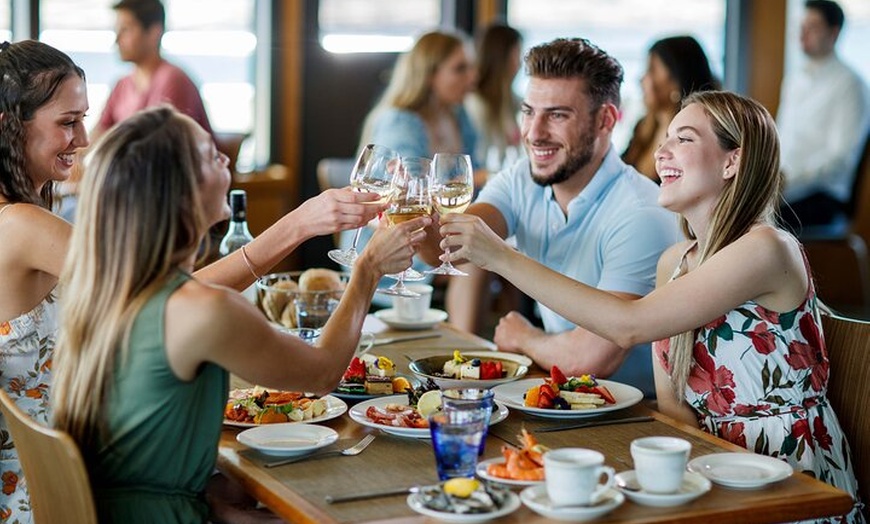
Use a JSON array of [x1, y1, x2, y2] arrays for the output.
[[348, 394, 510, 438], [407, 489, 520, 523], [236, 423, 338, 456], [476, 457, 545, 487], [223, 394, 348, 428], [492, 378, 643, 419], [374, 308, 448, 330], [688, 453, 793, 489], [520, 485, 623, 522], [615, 470, 711, 507], [409, 351, 532, 389]]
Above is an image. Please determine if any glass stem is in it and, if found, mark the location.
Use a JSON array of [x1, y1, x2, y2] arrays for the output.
[[442, 246, 454, 269], [350, 227, 363, 250]]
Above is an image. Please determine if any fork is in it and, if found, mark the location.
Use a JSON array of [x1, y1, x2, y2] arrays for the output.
[[264, 433, 376, 468]]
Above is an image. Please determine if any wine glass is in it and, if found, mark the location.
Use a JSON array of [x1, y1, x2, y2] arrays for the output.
[[327, 144, 399, 267], [377, 156, 433, 297], [427, 153, 474, 276]]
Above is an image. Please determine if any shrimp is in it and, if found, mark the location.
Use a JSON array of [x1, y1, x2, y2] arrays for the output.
[[506, 451, 545, 481], [518, 428, 546, 466], [486, 432, 547, 481]]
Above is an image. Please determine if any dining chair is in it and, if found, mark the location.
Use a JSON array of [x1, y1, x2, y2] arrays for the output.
[[821, 313, 870, 519], [0, 390, 98, 524]]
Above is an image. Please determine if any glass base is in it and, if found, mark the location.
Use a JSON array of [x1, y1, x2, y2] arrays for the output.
[[375, 285, 420, 297], [327, 248, 358, 268], [427, 263, 467, 276], [385, 268, 426, 282]]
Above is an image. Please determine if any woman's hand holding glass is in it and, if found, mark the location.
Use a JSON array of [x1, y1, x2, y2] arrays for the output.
[[356, 216, 431, 281], [438, 213, 512, 274], [427, 153, 474, 276], [328, 144, 400, 267], [377, 156, 433, 297]]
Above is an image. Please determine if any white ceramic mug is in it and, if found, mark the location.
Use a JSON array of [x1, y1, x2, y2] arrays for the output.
[[392, 284, 433, 321], [630, 436, 691, 494], [543, 448, 615, 507]]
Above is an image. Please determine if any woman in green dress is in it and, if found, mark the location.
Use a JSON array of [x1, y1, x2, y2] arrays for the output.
[[52, 106, 431, 523]]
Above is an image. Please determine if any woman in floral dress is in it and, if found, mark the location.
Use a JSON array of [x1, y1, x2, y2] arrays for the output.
[[437, 90, 863, 521]]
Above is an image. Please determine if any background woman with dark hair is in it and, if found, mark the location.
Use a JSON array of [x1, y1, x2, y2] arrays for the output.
[[623, 35, 719, 182]]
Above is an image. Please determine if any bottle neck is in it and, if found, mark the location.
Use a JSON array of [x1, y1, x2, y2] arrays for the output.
[[225, 218, 252, 238]]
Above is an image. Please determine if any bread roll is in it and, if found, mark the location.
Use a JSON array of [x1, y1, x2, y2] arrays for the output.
[[261, 278, 298, 323], [298, 268, 343, 292]]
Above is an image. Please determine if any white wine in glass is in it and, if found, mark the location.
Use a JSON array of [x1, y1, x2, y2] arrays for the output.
[[428, 153, 474, 276], [327, 144, 399, 267], [377, 156, 432, 297]]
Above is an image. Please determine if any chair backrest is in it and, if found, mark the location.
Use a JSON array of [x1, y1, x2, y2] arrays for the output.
[[848, 132, 870, 242], [0, 390, 97, 524], [316, 157, 355, 193], [821, 314, 870, 518]]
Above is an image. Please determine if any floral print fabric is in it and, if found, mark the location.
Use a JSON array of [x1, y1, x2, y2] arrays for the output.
[[0, 298, 56, 524], [654, 276, 864, 523]]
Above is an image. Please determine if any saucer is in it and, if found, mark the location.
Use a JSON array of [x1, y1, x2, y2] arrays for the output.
[[688, 452, 792, 489], [520, 485, 623, 522], [373, 308, 448, 330], [615, 470, 711, 507]]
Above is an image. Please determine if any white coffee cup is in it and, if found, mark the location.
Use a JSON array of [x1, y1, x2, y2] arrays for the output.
[[543, 448, 615, 507], [392, 284, 433, 321], [630, 436, 691, 494]]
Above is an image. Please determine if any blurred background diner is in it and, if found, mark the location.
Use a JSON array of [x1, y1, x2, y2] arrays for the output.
[[621, 35, 720, 183]]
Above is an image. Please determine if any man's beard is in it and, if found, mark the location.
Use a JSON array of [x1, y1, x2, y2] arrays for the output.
[[529, 122, 597, 187]]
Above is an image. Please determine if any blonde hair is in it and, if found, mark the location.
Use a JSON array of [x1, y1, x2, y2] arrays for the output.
[[359, 30, 465, 148], [667, 91, 782, 397], [53, 107, 206, 448]]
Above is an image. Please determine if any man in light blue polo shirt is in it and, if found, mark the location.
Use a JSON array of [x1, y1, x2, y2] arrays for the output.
[[421, 38, 677, 397]]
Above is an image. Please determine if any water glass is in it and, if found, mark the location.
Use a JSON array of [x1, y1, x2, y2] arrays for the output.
[[294, 295, 338, 331], [429, 410, 486, 480], [441, 388, 494, 456]]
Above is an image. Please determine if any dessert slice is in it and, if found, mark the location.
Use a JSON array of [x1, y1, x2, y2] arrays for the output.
[[365, 376, 394, 395]]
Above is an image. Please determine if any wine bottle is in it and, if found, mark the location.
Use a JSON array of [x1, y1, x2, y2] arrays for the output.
[[220, 189, 257, 302]]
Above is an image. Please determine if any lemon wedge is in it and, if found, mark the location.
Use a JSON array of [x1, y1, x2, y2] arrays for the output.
[[416, 390, 443, 417], [443, 478, 480, 498]]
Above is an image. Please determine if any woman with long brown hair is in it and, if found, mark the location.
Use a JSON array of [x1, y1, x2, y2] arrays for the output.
[[52, 106, 429, 522], [0, 39, 386, 522]]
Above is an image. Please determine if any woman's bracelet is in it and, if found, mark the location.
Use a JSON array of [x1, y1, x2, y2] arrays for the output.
[[240, 245, 260, 280]]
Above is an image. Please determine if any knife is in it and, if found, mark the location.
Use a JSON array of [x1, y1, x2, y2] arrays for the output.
[[372, 333, 441, 346], [325, 486, 419, 504], [534, 415, 655, 433]]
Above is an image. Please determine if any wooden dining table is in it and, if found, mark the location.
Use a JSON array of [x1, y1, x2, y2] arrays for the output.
[[217, 319, 855, 523]]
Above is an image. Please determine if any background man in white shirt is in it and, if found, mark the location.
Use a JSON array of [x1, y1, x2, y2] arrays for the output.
[[777, 0, 870, 231]]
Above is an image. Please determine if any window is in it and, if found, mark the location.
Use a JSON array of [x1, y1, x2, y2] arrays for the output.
[[319, 0, 440, 53], [508, 0, 727, 150], [0, 1, 9, 42], [784, 0, 870, 86], [39, 0, 257, 135]]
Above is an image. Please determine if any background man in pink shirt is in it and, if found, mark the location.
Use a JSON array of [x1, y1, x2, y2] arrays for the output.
[[93, 0, 212, 140]]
